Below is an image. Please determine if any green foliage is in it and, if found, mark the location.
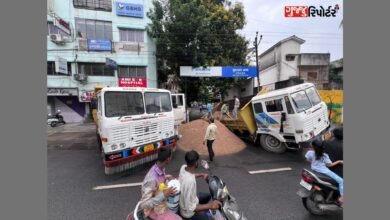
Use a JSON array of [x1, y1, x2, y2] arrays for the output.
[[147, 0, 249, 102]]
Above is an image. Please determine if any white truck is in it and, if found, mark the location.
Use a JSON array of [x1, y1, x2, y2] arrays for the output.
[[93, 87, 178, 174], [222, 83, 330, 153]]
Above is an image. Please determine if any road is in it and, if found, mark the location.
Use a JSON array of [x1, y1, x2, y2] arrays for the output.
[[48, 119, 342, 220]]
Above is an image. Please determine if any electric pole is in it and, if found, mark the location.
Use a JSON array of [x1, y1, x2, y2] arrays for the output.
[[254, 32, 262, 93]]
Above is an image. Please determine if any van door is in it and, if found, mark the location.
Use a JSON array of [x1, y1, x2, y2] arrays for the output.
[[172, 94, 186, 125], [281, 96, 295, 134]]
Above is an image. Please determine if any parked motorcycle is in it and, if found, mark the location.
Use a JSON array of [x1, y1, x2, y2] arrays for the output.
[[201, 160, 247, 220], [297, 169, 342, 216], [47, 110, 66, 127]]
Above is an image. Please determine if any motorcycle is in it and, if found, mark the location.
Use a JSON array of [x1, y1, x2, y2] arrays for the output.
[[126, 161, 246, 220], [47, 110, 66, 127], [201, 160, 247, 220], [296, 169, 342, 216]]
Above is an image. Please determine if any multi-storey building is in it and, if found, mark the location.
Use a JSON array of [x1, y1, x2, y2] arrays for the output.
[[47, 0, 157, 122]]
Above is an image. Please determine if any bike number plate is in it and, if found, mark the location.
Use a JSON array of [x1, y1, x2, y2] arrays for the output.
[[300, 179, 313, 191]]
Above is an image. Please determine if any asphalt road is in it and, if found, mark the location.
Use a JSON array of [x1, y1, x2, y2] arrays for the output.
[[48, 121, 342, 220]]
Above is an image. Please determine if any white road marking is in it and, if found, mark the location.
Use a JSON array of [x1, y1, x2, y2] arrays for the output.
[[92, 182, 143, 190], [248, 167, 292, 175]]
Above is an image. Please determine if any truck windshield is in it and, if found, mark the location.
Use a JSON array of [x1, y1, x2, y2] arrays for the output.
[[145, 92, 172, 114], [306, 87, 322, 106], [290, 90, 312, 113], [104, 92, 144, 117]]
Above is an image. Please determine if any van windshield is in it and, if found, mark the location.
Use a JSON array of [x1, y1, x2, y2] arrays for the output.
[[291, 90, 312, 113], [145, 92, 172, 114], [104, 92, 144, 117]]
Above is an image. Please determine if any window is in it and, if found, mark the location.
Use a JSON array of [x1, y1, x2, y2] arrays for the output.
[[291, 90, 312, 113], [76, 18, 112, 40], [284, 96, 295, 114], [73, 0, 112, 12], [104, 92, 144, 117], [119, 29, 144, 42], [47, 61, 72, 75], [307, 72, 318, 81], [306, 87, 322, 106], [172, 95, 184, 106], [286, 55, 295, 61], [253, 103, 263, 114], [118, 66, 146, 78], [265, 99, 284, 112], [47, 22, 69, 37], [144, 92, 172, 114], [77, 63, 114, 76]]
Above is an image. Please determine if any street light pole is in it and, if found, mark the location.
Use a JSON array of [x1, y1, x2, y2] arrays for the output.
[[254, 32, 262, 93]]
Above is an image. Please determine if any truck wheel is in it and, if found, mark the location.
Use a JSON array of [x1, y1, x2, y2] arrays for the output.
[[260, 135, 287, 154], [96, 132, 103, 152]]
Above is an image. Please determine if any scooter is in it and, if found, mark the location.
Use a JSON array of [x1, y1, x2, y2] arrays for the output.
[[47, 110, 66, 127], [126, 161, 246, 220], [296, 169, 342, 216], [201, 160, 247, 220]]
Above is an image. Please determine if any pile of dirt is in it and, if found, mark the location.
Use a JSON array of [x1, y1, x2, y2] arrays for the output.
[[177, 119, 247, 156]]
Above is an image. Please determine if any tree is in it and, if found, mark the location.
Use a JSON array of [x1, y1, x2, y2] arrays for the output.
[[147, 0, 249, 102]]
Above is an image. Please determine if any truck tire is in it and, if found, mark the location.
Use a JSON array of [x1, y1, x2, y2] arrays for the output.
[[260, 134, 287, 154], [96, 132, 103, 152]]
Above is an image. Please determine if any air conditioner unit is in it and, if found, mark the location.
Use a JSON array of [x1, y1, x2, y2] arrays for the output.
[[74, 73, 88, 82], [50, 34, 65, 44]]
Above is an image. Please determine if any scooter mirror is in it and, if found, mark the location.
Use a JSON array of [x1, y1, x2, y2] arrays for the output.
[[201, 160, 209, 170]]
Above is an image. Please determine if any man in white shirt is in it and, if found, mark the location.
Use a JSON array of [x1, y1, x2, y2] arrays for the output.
[[179, 150, 221, 220], [233, 96, 240, 119], [203, 118, 217, 162]]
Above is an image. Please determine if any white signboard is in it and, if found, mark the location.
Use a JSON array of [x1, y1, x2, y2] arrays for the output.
[[180, 66, 222, 77], [55, 56, 68, 74]]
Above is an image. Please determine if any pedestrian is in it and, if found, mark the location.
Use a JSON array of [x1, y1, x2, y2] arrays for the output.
[[179, 150, 221, 220], [220, 103, 228, 120], [232, 96, 240, 119], [324, 127, 343, 177], [305, 139, 344, 204], [206, 101, 213, 119], [139, 147, 182, 220], [203, 118, 217, 162]]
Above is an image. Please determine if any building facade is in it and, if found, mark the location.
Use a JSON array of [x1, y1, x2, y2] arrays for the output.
[[47, 0, 157, 122], [256, 35, 330, 91]]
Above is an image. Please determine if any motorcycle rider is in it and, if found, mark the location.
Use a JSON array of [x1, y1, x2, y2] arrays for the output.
[[139, 147, 181, 220], [179, 150, 221, 220], [305, 139, 344, 204], [324, 127, 343, 177]]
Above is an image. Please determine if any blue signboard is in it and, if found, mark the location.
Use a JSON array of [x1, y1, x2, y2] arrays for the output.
[[105, 58, 117, 69], [87, 39, 112, 51], [222, 66, 258, 78], [116, 2, 144, 18]]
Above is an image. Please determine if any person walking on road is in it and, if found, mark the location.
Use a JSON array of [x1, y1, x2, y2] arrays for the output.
[[233, 96, 240, 119], [203, 118, 217, 162], [206, 101, 213, 119]]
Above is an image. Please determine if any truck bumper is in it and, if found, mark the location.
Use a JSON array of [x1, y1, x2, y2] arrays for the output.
[[104, 138, 177, 168]]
